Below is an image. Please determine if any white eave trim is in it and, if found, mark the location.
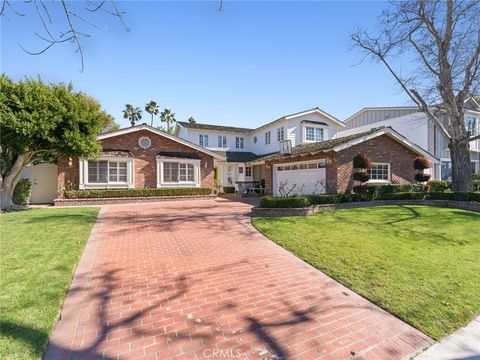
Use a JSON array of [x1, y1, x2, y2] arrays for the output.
[[332, 128, 439, 164], [98, 124, 226, 160], [284, 108, 346, 128]]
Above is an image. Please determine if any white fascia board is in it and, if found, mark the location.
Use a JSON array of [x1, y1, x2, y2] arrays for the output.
[[97, 125, 226, 160], [332, 128, 439, 164], [343, 107, 420, 123], [285, 108, 346, 128]]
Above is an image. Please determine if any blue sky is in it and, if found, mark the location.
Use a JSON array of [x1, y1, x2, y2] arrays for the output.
[[1, 1, 412, 128]]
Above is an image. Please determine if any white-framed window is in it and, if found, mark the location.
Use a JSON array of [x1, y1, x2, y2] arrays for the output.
[[277, 127, 285, 142], [138, 137, 152, 149], [108, 161, 128, 182], [87, 161, 128, 183], [88, 161, 108, 183], [218, 135, 227, 148], [466, 116, 478, 136], [305, 127, 324, 142], [265, 131, 271, 145], [157, 159, 200, 188], [236, 137, 244, 149], [238, 166, 244, 174], [80, 157, 134, 189], [199, 134, 209, 147], [245, 167, 252, 177], [369, 163, 390, 182]]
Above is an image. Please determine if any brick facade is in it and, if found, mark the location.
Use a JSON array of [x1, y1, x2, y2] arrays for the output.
[[265, 134, 420, 194], [57, 130, 214, 197]]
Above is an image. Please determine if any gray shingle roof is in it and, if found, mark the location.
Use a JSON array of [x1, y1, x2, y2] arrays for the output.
[[177, 122, 253, 134], [213, 151, 261, 163], [260, 128, 380, 161]]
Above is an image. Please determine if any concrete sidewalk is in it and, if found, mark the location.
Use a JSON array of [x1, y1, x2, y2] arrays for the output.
[[415, 316, 480, 360]]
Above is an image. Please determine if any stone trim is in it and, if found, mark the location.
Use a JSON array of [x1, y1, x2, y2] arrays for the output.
[[54, 194, 216, 206], [251, 200, 480, 217]]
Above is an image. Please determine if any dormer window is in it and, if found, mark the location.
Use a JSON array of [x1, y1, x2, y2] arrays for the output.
[[305, 127, 324, 142]]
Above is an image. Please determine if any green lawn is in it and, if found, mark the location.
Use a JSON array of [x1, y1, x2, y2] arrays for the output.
[[0, 208, 99, 360], [252, 205, 480, 340]]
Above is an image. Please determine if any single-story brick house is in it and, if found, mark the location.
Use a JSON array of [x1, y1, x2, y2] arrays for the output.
[[57, 124, 225, 196], [257, 127, 438, 195]]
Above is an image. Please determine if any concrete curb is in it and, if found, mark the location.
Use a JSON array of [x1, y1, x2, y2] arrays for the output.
[[54, 194, 217, 206]]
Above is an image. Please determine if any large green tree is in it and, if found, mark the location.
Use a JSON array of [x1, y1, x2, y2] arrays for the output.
[[0, 75, 111, 209]]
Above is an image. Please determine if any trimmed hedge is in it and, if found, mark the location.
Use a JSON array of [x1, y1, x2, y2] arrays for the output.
[[64, 188, 213, 199], [12, 179, 32, 205], [222, 187, 236, 193], [259, 191, 480, 208], [307, 194, 352, 204], [353, 184, 424, 200], [427, 180, 451, 192], [427, 179, 480, 192], [260, 196, 310, 208]]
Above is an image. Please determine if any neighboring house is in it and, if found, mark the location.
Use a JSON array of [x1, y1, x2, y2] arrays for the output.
[[339, 97, 480, 180], [175, 108, 437, 195], [56, 124, 225, 197]]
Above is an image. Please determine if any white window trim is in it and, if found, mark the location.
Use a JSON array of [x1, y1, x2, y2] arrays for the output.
[[79, 157, 135, 189], [156, 158, 201, 188], [368, 162, 391, 183], [302, 124, 327, 143]]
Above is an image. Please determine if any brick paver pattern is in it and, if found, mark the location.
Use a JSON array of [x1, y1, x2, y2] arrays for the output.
[[45, 198, 433, 360]]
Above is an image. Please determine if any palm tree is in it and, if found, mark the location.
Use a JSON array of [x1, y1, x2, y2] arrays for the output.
[[123, 104, 142, 127], [160, 108, 176, 134], [145, 101, 159, 126]]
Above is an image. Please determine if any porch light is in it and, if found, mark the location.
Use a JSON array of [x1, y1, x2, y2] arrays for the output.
[[68, 157, 73, 167]]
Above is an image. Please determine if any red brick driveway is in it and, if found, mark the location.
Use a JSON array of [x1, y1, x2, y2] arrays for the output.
[[46, 197, 432, 360]]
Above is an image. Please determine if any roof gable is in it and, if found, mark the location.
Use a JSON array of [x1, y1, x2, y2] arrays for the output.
[[260, 127, 437, 163], [97, 124, 225, 160]]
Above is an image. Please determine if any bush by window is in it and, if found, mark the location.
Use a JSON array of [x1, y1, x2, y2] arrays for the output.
[[222, 187, 236, 193], [65, 188, 212, 199], [414, 156, 432, 170], [353, 171, 370, 183]]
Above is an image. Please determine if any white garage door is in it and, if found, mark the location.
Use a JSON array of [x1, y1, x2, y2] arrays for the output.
[[273, 160, 326, 196]]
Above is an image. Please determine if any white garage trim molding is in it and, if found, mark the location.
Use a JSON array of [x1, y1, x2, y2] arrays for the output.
[[273, 159, 327, 196]]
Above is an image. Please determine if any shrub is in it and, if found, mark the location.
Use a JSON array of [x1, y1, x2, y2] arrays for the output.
[[427, 180, 451, 192], [353, 171, 370, 183], [64, 188, 212, 199], [259, 196, 310, 208], [222, 187, 236, 193], [306, 194, 351, 204], [473, 179, 480, 192], [12, 179, 32, 205], [414, 156, 432, 170], [470, 192, 480, 202], [375, 192, 426, 200], [415, 173, 431, 182], [353, 154, 371, 169], [352, 184, 425, 201]]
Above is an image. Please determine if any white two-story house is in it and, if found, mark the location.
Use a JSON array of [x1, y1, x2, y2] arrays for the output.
[[175, 107, 440, 195], [338, 97, 480, 180], [175, 108, 346, 191]]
